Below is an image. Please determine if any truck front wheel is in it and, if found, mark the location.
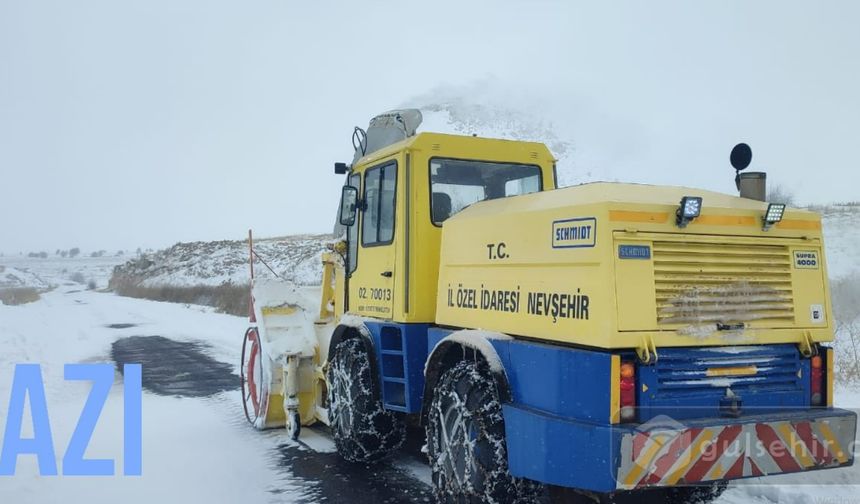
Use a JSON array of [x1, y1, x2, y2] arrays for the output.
[[327, 337, 405, 463], [427, 360, 543, 504]]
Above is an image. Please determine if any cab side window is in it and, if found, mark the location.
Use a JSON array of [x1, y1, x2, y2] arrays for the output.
[[347, 173, 360, 274], [362, 162, 397, 246]]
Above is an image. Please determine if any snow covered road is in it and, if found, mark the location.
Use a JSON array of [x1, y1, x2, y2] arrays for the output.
[[0, 285, 431, 503]]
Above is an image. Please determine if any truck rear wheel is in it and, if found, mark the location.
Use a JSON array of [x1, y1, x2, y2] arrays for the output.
[[327, 337, 405, 463], [594, 482, 727, 504], [665, 482, 727, 503], [427, 360, 543, 504]]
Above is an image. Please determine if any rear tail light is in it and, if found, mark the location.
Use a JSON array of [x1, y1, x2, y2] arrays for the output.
[[811, 354, 824, 406], [620, 361, 636, 422]]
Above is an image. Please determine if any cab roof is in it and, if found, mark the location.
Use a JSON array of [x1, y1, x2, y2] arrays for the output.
[[353, 132, 555, 169]]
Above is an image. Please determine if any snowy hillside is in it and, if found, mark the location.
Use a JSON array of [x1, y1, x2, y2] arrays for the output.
[[110, 234, 334, 289], [0, 255, 127, 291], [0, 265, 52, 290]]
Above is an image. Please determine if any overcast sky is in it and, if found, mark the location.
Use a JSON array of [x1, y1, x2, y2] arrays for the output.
[[1, 1, 858, 254]]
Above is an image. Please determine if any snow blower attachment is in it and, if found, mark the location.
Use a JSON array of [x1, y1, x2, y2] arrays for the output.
[[240, 230, 340, 438], [243, 115, 855, 503]]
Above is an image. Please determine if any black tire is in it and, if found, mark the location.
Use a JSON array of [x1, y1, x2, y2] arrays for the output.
[[595, 481, 727, 504], [665, 481, 727, 504], [327, 337, 405, 463], [427, 360, 543, 504]]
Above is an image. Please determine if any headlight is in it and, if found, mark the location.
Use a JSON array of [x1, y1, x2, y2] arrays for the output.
[[763, 203, 786, 230], [676, 196, 703, 228]]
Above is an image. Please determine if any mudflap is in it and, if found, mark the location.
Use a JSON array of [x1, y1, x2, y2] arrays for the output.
[[615, 408, 857, 490]]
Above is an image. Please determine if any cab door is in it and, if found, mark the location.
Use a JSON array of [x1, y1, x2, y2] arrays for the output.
[[349, 159, 398, 319]]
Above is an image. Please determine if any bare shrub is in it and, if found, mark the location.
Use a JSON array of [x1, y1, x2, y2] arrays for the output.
[[767, 184, 797, 207], [87, 279, 97, 290], [70, 272, 86, 284], [835, 321, 860, 382], [832, 274, 860, 324], [111, 277, 249, 317], [0, 288, 41, 306], [832, 274, 860, 382]]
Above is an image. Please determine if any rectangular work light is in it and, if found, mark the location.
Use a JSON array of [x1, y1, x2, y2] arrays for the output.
[[762, 203, 786, 231], [676, 196, 702, 228]]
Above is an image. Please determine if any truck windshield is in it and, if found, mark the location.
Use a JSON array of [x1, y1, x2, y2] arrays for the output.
[[430, 158, 542, 225]]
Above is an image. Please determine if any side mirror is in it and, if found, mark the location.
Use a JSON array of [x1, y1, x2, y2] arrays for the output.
[[334, 162, 349, 175], [339, 186, 358, 226]]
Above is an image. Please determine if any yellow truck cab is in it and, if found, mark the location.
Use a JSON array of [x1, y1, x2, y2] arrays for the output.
[[245, 109, 856, 504], [337, 129, 556, 325]]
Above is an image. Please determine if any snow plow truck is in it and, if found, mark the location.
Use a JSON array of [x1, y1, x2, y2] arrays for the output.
[[240, 109, 856, 503]]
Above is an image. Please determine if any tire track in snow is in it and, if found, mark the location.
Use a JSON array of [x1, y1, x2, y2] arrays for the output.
[[273, 429, 433, 504], [110, 334, 432, 502], [111, 335, 238, 397]]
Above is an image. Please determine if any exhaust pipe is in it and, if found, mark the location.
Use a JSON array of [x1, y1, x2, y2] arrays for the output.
[[730, 143, 767, 202], [737, 171, 767, 202]]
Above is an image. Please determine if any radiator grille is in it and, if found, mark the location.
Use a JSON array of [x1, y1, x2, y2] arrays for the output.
[[653, 240, 795, 327], [653, 345, 801, 394]]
